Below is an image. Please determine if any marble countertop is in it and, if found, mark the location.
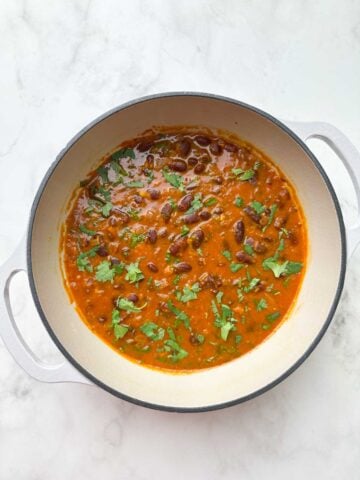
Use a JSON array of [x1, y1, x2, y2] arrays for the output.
[[1, 1, 360, 478]]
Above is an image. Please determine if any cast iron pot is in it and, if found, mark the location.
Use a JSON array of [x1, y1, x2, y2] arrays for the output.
[[1, 93, 360, 412]]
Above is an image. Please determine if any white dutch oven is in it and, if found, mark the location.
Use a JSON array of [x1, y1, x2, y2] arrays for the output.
[[1, 93, 360, 412]]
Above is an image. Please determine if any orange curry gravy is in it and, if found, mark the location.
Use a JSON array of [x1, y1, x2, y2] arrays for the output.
[[62, 130, 307, 370]]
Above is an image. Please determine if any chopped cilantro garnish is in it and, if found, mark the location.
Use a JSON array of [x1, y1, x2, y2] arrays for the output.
[[180, 225, 190, 237], [111, 309, 129, 340], [101, 202, 113, 217], [266, 311, 281, 322], [234, 197, 244, 207], [244, 243, 254, 255], [76, 246, 99, 272], [125, 261, 144, 284], [163, 328, 188, 362], [130, 232, 146, 248], [186, 193, 203, 214], [212, 298, 236, 341], [176, 282, 201, 303], [255, 298, 268, 311], [262, 204, 277, 232], [79, 224, 97, 236], [204, 197, 217, 207], [232, 168, 255, 181], [140, 322, 165, 341], [263, 257, 303, 278], [95, 261, 115, 282], [162, 168, 185, 191], [230, 262, 244, 273], [116, 297, 146, 312], [244, 277, 260, 293], [112, 147, 135, 161], [166, 300, 190, 328], [250, 201, 266, 215], [222, 250, 232, 261], [126, 180, 144, 188], [97, 166, 109, 183], [173, 274, 182, 285]]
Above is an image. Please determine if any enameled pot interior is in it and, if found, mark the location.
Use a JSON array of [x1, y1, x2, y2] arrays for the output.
[[29, 95, 343, 409]]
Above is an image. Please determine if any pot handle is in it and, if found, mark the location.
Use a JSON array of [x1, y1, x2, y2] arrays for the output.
[[0, 236, 92, 384], [286, 121, 360, 258]]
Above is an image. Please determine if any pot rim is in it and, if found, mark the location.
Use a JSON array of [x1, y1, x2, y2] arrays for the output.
[[26, 91, 347, 412]]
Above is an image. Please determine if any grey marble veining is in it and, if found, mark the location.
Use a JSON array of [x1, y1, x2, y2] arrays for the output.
[[1, 1, 360, 478]]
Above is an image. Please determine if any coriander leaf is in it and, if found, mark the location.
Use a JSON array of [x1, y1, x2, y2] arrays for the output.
[[126, 180, 144, 188], [177, 282, 201, 303], [186, 193, 203, 214], [167, 300, 190, 329], [244, 243, 254, 255], [234, 197, 244, 207], [117, 297, 146, 312], [96, 187, 111, 202], [173, 274, 182, 285], [204, 197, 217, 207], [230, 262, 244, 273], [278, 238, 285, 252], [130, 232, 146, 248], [101, 202, 113, 217], [95, 261, 115, 282], [244, 277, 260, 293], [112, 147, 135, 161], [112, 308, 120, 325], [97, 166, 109, 183], [262, 258, 288, 278], [140, 322, 165, 341], [162, 168, 185, 191], [251, 201, 266, 215], [216, 291, 224, 304], [233, 168, 255, 181], [222, 250, 232, 261], [180, 225, 190, 237], [76, 245, 99, 272], [125, 261, 144, 284], [114, 323, 129, 340], [263, 204, 277, 232], [255, 298, 268, 311], [286, 261, 303, 274], [164, 338, 188, 362], [266, 311, 281, 322], [79, 224, 97, 236], [221, 322, 234, 341], [195, 333, 205, 344]]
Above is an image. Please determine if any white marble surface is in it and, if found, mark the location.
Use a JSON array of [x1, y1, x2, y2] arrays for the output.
[[1, 1, 360, 478]]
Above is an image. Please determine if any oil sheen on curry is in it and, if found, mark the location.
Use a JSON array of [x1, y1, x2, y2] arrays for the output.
[[62, 130, 307, 370]]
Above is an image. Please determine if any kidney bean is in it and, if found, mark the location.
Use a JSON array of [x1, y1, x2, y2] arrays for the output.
[[183, 213, 200, 224], [148, 188, 161, 200], [147, 228, 157, 244], [188, 157, 198, 167], [234, 220, 245, 243], [161, 202, 173, 222], [194, 163, 206, 174], [245, 236, 255, 247], [274, 216, 288, 229], [235, 251, 255, 264], [97, 245, 108, 257], [147, 262, 159, 273], [209, 142, 223, 155], [113, 208, 130, 224], [168, 159, 187, 172], [110, 256, 120, 265], [127, 293, 139, 303], [173, 262, 192, 273], [177, 139, 191, 157], [254, 240, 268, 254], [288, 230, 299, 245], [244, 206, 260, 223], [199, 272, 223, 292], [213, 175, 223, 184], [138, 140, 152, 152], [178, 193, 194, 211], [168, 232, 177, 242], [199, 154, 211, 164], [169, 237, 188, 255], [224, 142, 237, 153], [158, 226, 168, 237], [133, 194, 143, 205], [195, 135, 210, 146], [213, 206, 224, 215], [199, 210, 211, 220], [190, 229, 204, 248]]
